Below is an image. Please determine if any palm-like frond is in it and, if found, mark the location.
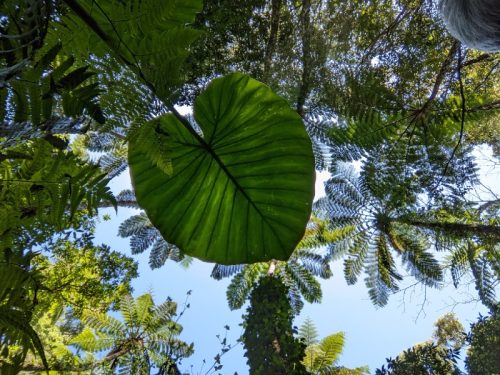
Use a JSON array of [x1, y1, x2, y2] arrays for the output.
[[316, 163, 452, 307], [74, 293, 192, 373], [467, 244, 497, 312], [211, 264, 245, 280], [70, 327, 116, 353], [226, 264, 268, 310], [213, 215, 334, 314], [298, 317, 319, 346], [398, 232, 443, 288], [118, 213, 187, 269], [299, 319, 351, 374], [283, 261, 322, 304]]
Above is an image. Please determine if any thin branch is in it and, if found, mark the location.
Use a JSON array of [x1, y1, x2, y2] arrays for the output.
[[478, 199, 500, 214], [359, 0, 423, 66], [415, 41, 459, 117]]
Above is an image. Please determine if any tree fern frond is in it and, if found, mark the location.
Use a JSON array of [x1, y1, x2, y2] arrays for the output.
[[226, 266, 254, 310], [315, 332, 345, 370], [294, 250, 332, 279], [83, 312, 125, 337], [298, 317, 319, 346], [149, 240, 171, 269], [99, 153, 128, 179], [116, 189, 139, 208], [70, 327, 116, 353], [118, 213, 151, 238], [284, 261, 322, 304], [343, 230, 370, 284], [279, 274, 304, 315], [364, 241, 400, 307], [400, 237, 443, 288], [211, 264, 245, 280], [119, 295, 138, 328], [365, 272, 398, 308], [467, 245, 497, 312], [129, 227, 158, 255], [448, 244, 469, 288], [135, 293, 155, 327]]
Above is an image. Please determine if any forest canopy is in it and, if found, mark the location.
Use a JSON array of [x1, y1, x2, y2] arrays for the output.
[[0, 0, 499, 373]]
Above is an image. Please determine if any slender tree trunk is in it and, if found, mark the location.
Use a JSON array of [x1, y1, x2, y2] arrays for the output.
[[262, 0, 282, 84], [296, 0, 312, 117]]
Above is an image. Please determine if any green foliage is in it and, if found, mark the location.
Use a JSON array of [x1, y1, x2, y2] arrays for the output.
[[302, 331, 345, 374], [71, 293, 193, 374], [56, 0, 202, 102], [1, 42, 105, 149], [36, 240, 138, 315], [432, 313, 466, 350], [21, 302, 93, 372], [375, 342, 462, 375], [1, 0, 499, 372], [0, 0, 51, 83], [0, 250, 48, 374], [0, 139, 116, 247], [315, 163, 443, 306], [129, 73, 315, 264], [242, 276, 308, 375], [212, 217, 335, 313], [299, 318, 369, 375], [118, 212, 189, 269], [465, 313, 500, 375]]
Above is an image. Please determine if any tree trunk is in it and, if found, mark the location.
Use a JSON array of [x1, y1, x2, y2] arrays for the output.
[[262, 0, 282, 84], [397, 218, 500, 238], [296, 0, 312, 117]]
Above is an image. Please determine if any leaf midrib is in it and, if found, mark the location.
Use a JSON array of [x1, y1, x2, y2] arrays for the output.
[[195, 135, 287, 256]]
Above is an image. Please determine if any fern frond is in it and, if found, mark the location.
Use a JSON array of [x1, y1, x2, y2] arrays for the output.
[[400, 237, 443, 288], [148, 240, 170, 269], [343, 230, 370, 284], [284, 261, 322, 304], [467, 245, 497, 312], [115, 189, 139, 208], [0, 306, 49, 373], [226, 264, 268, 310], [70, 327, 115, 353], [119, 295, 138, 328], [294, 250, 332, 279], [211, 264, 245, 280], [118, 213, 151, 238], [298, 317, 319, 346]]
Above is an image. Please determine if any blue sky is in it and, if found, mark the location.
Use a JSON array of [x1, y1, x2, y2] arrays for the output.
[[93, 147, 497, 374]]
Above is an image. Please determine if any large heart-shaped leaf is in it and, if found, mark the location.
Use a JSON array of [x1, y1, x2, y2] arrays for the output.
[[129, 73, 314, 264]]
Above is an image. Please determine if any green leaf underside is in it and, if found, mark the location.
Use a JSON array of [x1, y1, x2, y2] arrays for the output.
[[129, 73, 315, 264]]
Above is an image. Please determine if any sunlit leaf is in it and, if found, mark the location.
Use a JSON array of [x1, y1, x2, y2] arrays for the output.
[[129, 73, 315, 264]]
